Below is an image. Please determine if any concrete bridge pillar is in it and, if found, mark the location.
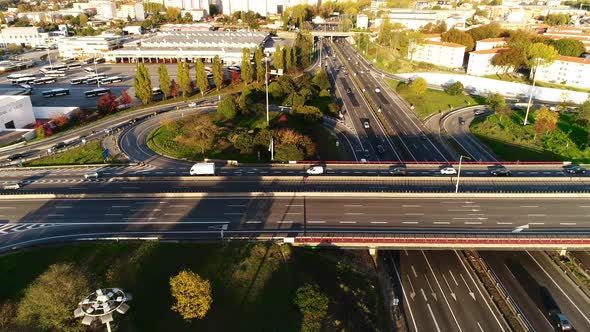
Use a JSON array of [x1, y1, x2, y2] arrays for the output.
[[369, 247, 377, 257]]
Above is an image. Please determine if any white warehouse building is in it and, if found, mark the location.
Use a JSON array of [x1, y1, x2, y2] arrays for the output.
[[58, 35, 125, 59], [0, 96, 35, 130]]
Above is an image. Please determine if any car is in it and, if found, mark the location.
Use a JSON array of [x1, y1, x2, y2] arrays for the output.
[[440, 166, 457, 175], [3, 182, 20, 190], [6, 153, 23, 161], [459, 117, 465, 125], [564, 165, 587, 174], [306, 165, 324, 175], [84, 171, 99, 179], [187, 101, 197, 107], [377, 145, 385, 154], [363, 120, 370, 129], [549, 311, 574, 331], [474, 109, 485, 116], [346, 88, 352, 94], [388, 166, 407, 176], [375, 87, 381, 93], [360, 158, 368, 163], [490, 167, 511, 176], [52, 142, 66, 150]]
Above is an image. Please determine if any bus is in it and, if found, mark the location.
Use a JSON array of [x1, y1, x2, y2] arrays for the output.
[[43, 70, 66, 77], [99, 76, 123, 84], [11, 77, 37, 85], [83, 67, 96, 73], [84, 87, 110, 97], [42, 88, 70, 97], [7, 73, 33, 80], [70, 77, 86, 85], [66, 62, 81, 69], [40, 64, 66, 73], [33, 77, 57, 85], [82, 58, 95, 64]]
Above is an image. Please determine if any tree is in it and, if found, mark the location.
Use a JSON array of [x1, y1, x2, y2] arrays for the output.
[[78, 13, 87, 27], [134, 63, 152, 104], [420, 21, 447, 34], [492, 48, 526, 73], [217, 95, 239, 119], [175, 114, 218, 155], [577, 98, 590, 125], [549, 38, 585, 57], [293, 284, 329, 332], [170, 79, 179, 98], [183, 12, 193, 23], [441, 28, 474, 51], [275, 144, 305, 162], [169, 270, 212, 321], [158, 64, 171, 99], [544, 13, 570, 26], [526, 43, 559, 76], [120, 89, 133, 105], [273, 44, 284, 71], [312, 68, 330, 92], [241, 48, 252, 85], [6, 43, 23, 54], [166, 6, 181, 23], [446, 81, 464, 96], [486, 92, 506, 112], [284, 45, 292, 72], [294, 32, 313, 68], [212, 55, 223, 90], [534, 106, 559, 138], [254, 46, 264, 82], [466, 22, 501, 41], [177, 62, 191, 97], [50, 112, 69, 127], [195, 59, 208, 96], [409, 77, 427, 95], [96, 92, 119, 114], [16, 263, 90, 332], [292, 105, 323, 124], [496, 105, 513, 121]]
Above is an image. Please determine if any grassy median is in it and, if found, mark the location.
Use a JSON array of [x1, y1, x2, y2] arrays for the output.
[[0, 242, 385, 331], [26, 140, 121, 166]]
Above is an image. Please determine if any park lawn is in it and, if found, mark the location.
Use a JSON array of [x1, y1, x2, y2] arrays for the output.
[[27, 140, 120, 166], [471, 111, 590, 163], [386, 79, 483, 119], [0, 242, 385, 332]]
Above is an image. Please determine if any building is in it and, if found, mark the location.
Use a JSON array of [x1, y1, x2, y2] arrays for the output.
[[474, 37, 509, 51], [181, 9, 206, 21], [375, 8, 475, 30], [467, 48, 509, 76], [0, 27, 63, 48], [57, 35, 125, 59], [117, 2, 145, 21], [0, 95, 35, 131], [356, 14, 369, 29], [90, 0, 117, 19], [542, 27, 590, 52], [534, 56, 590, 89], [159, 23, 213, 31], [17, 11, 61, 24], [105, 31, 270, 64], [411, 40, 465, 68]]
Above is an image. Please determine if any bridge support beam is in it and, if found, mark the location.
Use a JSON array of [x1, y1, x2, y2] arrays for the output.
[[369, 247, 377, 257]]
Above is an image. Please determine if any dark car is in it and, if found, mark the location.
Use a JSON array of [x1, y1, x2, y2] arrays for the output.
[[490, 166, 511, 176], [459, 117, 465, 125], [549, 311, 574, 331], [6, 153, 23, 161], [52, 142, 66, 150], [564, 165, 587, 174], [388, 166, 408, 176]]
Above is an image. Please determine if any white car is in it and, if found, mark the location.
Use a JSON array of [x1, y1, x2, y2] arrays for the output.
[[306, 165, 324, 175], [440, 167, 457, 175], [187, 102, 197, 107], [3, 183, 20, 190], [375, 88, 381, 93], [84, 171, 99, 179]]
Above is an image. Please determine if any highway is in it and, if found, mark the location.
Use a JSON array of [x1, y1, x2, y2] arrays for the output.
[[441, 107, 499, 162], [333, 40, 450, 162], [481, 251, 590, 331], [391, 250, 508, 332]]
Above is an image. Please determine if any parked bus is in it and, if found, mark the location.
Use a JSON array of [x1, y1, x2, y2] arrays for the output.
[[84, 87, 110, 97], [42, 88, 70, 97], [43, 70, 66, 77], [7, 73, 34, 80], [33, 77, 57, 85], [40, 64, 66, 73], [94, 58, 105, 64], [11, 77, 36, 85], [66, 62, 81, 69], [99, 76, 123, 84], [70, 77, 86, 85], [83, 66, 96, 73]]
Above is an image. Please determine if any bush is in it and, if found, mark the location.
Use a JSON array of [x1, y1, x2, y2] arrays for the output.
[[446, 81, 464, 96], [292, 105, 323, 124], [275, 143, 304, 162], [409, 77, 427, 95], [217, 95, 239, 119]]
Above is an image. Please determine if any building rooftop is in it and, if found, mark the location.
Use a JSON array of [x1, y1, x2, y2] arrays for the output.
[[557, 55, 590, 64], [477, 37, 509, 43], [140, 31, 268, 48], [425, 40, 466, 48], [470, 47, 509, 54]]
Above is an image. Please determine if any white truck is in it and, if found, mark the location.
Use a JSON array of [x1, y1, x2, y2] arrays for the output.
[[189, 162, 215, 176]]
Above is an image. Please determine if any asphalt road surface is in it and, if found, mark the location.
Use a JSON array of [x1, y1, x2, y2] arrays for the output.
[[391, 250, 508, 332], [442, 108, 499, 162], [481, 251, 590, 331]]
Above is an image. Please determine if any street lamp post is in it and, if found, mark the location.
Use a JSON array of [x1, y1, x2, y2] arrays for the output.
[[74, 288, 131, 332], [524, 57, 541, 126], [94, 53, 100, 88], [265, 52, 270, 124], [455, 155, 471, 194]]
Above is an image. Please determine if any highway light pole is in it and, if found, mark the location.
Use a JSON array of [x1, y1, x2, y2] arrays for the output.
[[265, 52, 270, 124], [74, 288, 131, 332], [523, 57, 541, 126], [455, 155, 471, 194]]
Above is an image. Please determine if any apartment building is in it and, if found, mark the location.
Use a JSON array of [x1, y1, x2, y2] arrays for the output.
[[467, 48, 509, 76], [534, 56, 590, 89], [411, 40, 465, 68]]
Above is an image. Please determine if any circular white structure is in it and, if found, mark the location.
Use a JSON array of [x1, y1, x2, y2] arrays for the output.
[[74, 288, 131, 332]]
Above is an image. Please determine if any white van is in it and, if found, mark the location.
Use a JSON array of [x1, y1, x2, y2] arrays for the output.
[[3, 183, 20, 190], [190, 163, 215, 176], [306, 165, 324, 175]]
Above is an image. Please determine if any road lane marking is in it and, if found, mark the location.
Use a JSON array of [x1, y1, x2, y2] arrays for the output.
[[520, 205, 539, 208], [497, 222, 513, 225], [164, 213, 183, 216], [275, 221, 293, 223], [560, 222, 577, 225], [308, 220, 326, 224], [285, 204, 303, 207], [370, 221, 387, 224], [169, 205, 188, 208], [405, 213, 424, 216], [433, 222, 450, 225], [464, 222, 482, 225], [402, 221, 419, 224], [448, 209, 480, 212], [0, 207, 16, 209], [344, 212, 364, 215], [411, 265, 418, 278], [402, 205, 421, 208], [285, 212, 302, 215], [427, 303, 442, 332], [343, 204, 362, 207], [339, 221, 357, 224], [527, 214, 546, 217], [245, 221, 262, 224]]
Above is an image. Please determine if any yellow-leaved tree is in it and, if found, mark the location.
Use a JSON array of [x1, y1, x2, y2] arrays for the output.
[[169, 270, 212, 321]]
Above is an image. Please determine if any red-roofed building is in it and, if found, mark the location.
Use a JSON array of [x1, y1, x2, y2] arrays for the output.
[[474, 37, 509, 51], [467, 48, 510, 76], [535, 55, 590, 89], [411, 40, 466, 68]]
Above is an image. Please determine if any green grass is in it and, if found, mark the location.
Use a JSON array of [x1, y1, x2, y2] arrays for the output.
[[471, 110, 590, 162], [0, 242, 386, 331], [26, 140, 120, 166], [386, 79, 483, 118]]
